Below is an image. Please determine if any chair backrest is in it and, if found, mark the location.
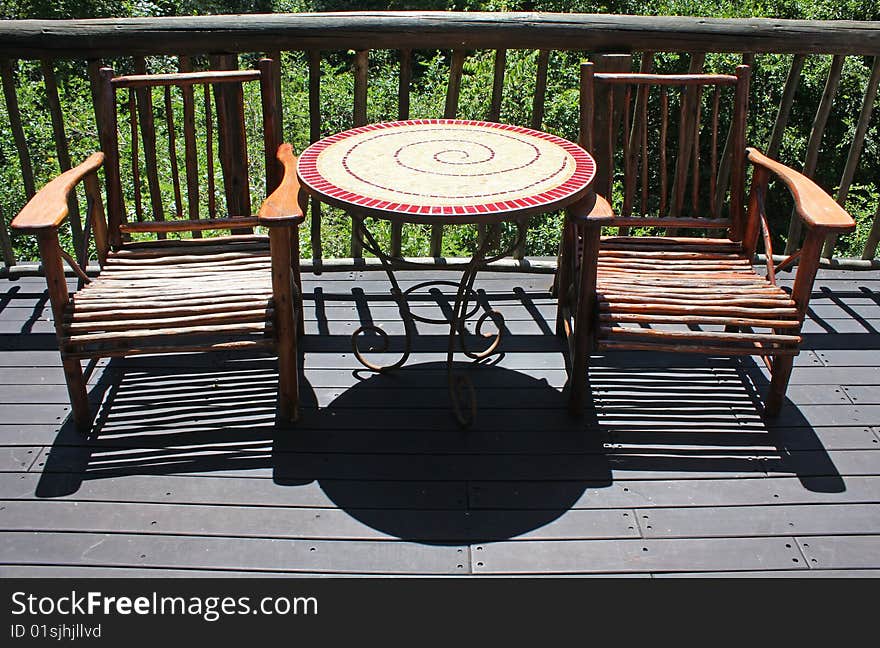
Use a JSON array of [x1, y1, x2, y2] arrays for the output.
[[580, 61, 750, 240], [97, 58, 282, 249]]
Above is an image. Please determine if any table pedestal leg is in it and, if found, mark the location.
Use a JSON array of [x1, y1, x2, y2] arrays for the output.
[[351, 215, 526, 428], [350, 218, 413, 373]]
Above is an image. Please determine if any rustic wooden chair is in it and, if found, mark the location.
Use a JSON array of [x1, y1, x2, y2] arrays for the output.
[[556, 62, 855, 417], [11, 58, 305, 433]]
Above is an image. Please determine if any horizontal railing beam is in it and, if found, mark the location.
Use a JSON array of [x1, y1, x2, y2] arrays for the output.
[[1, 12, 879, 58]]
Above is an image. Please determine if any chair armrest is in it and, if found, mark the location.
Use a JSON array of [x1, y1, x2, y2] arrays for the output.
[[747, 147, 855, 231], [11, 153, 104, 231], [258, 143, 306, 227], [566, 191, 615, 223]]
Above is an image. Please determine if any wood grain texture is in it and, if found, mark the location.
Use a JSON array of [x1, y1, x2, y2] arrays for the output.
[[259, 143, 305, 224], [747, 148, 856, 231], [2, 14, 878, 58], [112, 69, 260, 88], [11, 154, 104, 231], [0, 58, 35, 199]]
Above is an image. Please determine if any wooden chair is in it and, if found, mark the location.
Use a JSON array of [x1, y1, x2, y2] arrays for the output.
[[11, 58, 305, 433], [556, 62, 855, 417]]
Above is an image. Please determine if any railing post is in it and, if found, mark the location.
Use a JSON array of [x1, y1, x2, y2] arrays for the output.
[[0, 202, 15, 269], [784, 54, 845, 254], [40, 59, 85, 261], [209, 53, 251, 233], [589, 53, 632, 201], [823, 55, 880, 258], [351, 49, 368, 259]]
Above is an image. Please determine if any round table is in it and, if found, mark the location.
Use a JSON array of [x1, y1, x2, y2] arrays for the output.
[[297, 119, 596, 426]]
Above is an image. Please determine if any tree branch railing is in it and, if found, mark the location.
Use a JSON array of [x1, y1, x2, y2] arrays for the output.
[[1, 12, 879, 273]]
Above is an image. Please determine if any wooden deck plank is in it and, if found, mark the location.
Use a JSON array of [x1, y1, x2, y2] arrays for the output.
[[655, 569, 880, 578], [0, 531, 467, 574], [471, 537, 806, 574], [13, 421, 874, 453], [813, 350, 880, 366], [5, 471, 877, 511], [0, 500, 639, 542], [0, 473, 468, 510], [796, 535, 880, 570], [748, 365, 880, 386], [28, 447, 771, 482], [4, 424, 613, 455], [771, 405, 880, 427], [469, 476, 880, 510], [640, 503, 880, 538], [771, 426, 880, 451], [0, 367, 106, 385], [0, 565, 401, 577], [0, 446, 42, 471], [842, 386, 880, 404], [765, 450, 880, 477]]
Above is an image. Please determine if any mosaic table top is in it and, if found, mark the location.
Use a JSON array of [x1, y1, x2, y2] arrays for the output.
[[297, 119, 596, 223]]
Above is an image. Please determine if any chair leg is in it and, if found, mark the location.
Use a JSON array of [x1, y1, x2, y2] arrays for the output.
[[270, 226, 301, 426], [277, 324, 300, 426], [61, 357, 91, 434], [567, 221, 600, 417], [555, 219, 576, 339], [275, 268, 300, 425], [568, 346, 591, 416], [764, 354, 794, 417], [291, 225, 305, 338], [294, 265, 305, 338]]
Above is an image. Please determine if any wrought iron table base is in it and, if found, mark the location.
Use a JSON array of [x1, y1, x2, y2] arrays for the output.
[[351, 215, 527, 427]]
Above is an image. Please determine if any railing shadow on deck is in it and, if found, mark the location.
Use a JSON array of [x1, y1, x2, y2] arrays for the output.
[[28, 287, 847, 544]]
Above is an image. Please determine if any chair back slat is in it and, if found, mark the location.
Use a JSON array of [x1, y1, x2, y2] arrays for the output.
[[659, 85, 668, 218], [178, 56, 201, 236], [133, 57, 165, 234], [164, 85, 184, 220], [691, 87, 701, 215], [730, 65, 751, 240], [258, 58, 282, 199], [98, 57, 281, 249], [621, 85, 633, 219], [204, 83, 217, 219], [606, 85, 615, 199], [97, 67, 123, 248], [710, 86, 720, 218], [127, 90, 143, 223]]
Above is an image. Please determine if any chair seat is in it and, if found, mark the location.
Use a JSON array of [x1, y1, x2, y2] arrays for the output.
[[595, 236, 801, 356], [61, 236, 277, 359]]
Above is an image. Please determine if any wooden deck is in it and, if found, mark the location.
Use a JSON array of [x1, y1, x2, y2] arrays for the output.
[[1, 264, 879, 577]]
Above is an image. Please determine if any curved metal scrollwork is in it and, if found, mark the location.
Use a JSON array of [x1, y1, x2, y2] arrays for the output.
[[351, 214, 529, 428]]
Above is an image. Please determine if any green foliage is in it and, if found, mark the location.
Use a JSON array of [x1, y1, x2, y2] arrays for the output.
[[1, 0, 878, 262]]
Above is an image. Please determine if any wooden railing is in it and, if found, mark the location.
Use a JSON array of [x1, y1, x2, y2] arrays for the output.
[[1, 12, 879, 273]]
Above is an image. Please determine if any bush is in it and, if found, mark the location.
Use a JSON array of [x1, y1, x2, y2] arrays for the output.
[[1, 0, 878, 261]]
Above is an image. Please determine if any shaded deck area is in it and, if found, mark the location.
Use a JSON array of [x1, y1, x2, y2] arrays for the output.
[[1, 265, 879, 577]]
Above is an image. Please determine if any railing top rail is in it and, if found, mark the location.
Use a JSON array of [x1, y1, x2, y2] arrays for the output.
[[1, 12, 879, 58]]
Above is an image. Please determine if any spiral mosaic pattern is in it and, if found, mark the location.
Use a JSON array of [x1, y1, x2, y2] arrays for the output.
[[297, 119, 596, 218]]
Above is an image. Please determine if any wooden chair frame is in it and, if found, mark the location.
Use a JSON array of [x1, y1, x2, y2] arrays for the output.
[[12, 58, 305, 433], [557, 62, 856, 417]]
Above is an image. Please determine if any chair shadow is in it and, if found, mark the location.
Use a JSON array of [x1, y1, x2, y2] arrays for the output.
[[585, 351, 845, 494], [34, 354, 286, 498]]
